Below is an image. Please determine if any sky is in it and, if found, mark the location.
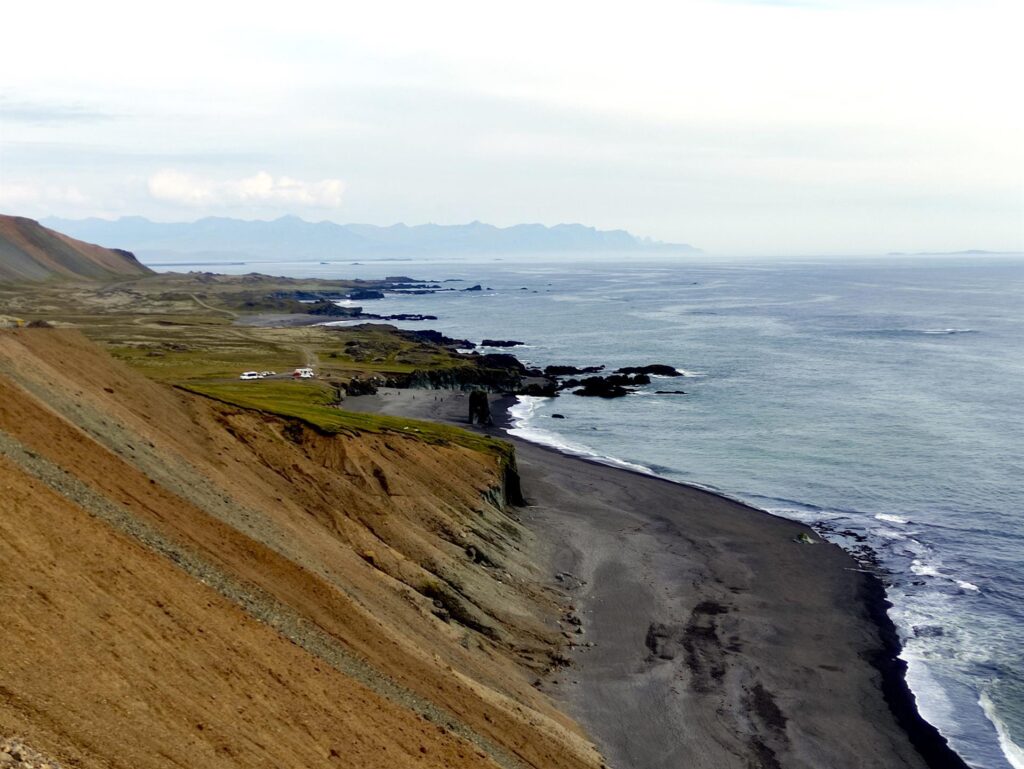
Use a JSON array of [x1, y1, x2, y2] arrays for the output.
[[0, 0, 1021, 255]]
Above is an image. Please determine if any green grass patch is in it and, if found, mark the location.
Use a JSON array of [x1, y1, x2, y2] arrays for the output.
[[110, 341, 300, 382], [181, 379, 512, 461]]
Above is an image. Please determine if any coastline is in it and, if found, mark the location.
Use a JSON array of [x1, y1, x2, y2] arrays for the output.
[[345, 387, 969, 769]]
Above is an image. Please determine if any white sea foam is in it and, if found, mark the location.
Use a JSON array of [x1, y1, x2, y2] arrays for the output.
[[981, 691, 1024, 769], [675, 368, 704, 377], [506, 396, 656, 476], [902, 657, 962, 747], [958, 581, 981, 592], [873, 528, 906, 540], [912, 559, 942, 578], [876, 513, 910, 524], [922, 328, 976, 335]]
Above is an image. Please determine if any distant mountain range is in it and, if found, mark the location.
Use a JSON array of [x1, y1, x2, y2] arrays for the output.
[[0, 215, 152, 282], [40, 215, 700, 262]]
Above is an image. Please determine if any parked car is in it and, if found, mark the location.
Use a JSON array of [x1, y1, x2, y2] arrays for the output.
[[239, 371, 260, 380]]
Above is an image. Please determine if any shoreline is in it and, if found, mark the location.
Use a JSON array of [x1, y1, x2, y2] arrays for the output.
[[492, 396, 969, 769], [345, 387, 969, 769]]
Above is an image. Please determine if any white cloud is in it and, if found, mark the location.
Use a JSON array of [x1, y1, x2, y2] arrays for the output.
[[1, 1, 1021, 252], [0, 182, 87, 207], [147, 170, 345, 209]]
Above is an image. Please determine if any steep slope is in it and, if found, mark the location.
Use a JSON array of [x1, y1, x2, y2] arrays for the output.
[[0, 214, 151, 283], [0, 328, 601, 769]]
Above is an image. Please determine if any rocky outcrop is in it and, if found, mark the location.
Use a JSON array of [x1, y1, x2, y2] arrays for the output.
[[519, 381, 560, 397], [0, 739, 62, 769], [615, 364, 680, 377], [347, 288, 385, 300], [475, 353, 527, 373], [481, 339, 524, 348], [563, 373, 651, 398], [386, 364, 522, 393], [402, 329, 476, 349], [570, 378, 631, 398], [305, 300, 364, 317], [468, 390, 493, 426], [382, 313, 438, 321], [544, 365, 604, 376], [342, 377, 379, 396]]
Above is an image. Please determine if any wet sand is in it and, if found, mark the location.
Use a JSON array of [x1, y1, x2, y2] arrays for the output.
[[344, 388, 967, 769]]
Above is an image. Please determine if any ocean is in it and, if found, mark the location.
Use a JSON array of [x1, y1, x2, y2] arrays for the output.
[[165, 252, 1024, 769]]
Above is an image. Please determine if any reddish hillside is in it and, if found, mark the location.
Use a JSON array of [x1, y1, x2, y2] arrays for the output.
[[0, 214, 152, 282], [0, 328, 601, 769]]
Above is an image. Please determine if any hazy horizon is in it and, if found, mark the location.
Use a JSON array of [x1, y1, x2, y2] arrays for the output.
[[36, 212, 1024, 259], [2, 1, 1022, 255]]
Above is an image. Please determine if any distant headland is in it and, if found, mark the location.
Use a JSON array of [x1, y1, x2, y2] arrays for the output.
[[41, 215, 701, 261]]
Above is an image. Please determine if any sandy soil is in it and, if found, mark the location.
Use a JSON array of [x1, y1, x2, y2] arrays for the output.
[[345, 388, 961, 769]]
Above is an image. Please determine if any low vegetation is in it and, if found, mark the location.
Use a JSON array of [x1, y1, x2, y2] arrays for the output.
[[1, 271, 512, 462], [183, 379, 513, 460]]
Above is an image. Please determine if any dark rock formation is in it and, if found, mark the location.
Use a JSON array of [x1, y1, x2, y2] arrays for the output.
[[462, 284, 483, 292], [468, 390, 493, 426], [655, 390, 687, 395], [481, 339, 524, 348], [271, 289, 345, 302], [615, 364, 680, 377], [475, 353, 526, 373], [551, 414, 566, 419], [572, 379, 631, 398], [402, 329, 476, 348], [305, 300, 363, 317], [385, 360, 523, 393], [567, 372, 651, 398], [344, 378, 379, 396], [544, 364, 604, 376], [519, 381, 559, 397], [348, 288, 386, 300]]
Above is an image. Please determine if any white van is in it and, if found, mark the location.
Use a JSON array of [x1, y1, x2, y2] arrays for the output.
[[239, 371, 261, 380]]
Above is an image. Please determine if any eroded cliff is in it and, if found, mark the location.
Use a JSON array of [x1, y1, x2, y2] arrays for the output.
[[0, 328, 601, 769]]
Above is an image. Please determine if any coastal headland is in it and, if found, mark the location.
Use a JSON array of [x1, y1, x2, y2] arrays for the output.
[[0, 219, 968, 768]]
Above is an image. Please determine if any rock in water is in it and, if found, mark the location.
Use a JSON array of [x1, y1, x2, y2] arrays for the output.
[[544, 364, 605, 376], [481, 339, 524, 347], [468, 390, 493, 426], [615, 364, 681, 377]]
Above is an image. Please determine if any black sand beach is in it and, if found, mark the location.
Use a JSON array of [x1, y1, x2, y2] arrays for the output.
[[345, 388, 968, 769]]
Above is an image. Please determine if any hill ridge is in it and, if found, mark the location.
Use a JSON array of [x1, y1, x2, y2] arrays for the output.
[[41, 214, 701, 259], [0, 214, 152, 282]]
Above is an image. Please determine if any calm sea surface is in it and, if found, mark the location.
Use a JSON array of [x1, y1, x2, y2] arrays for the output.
[[163, 252, 1024, 769]]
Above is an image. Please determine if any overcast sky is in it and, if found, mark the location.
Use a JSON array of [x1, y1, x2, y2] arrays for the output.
[[1, 0, 1021, 255]]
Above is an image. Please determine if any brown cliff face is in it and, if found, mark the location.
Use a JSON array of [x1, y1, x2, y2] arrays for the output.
[[0, 215, 152, 283], [0, 328, 601, 769]]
